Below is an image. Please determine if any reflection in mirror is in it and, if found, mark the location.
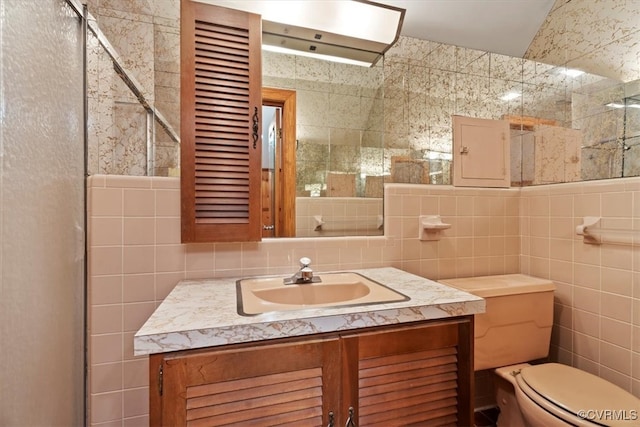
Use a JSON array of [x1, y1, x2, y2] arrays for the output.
[[85, 1, 640, 238], [262, 51, 385, 237]]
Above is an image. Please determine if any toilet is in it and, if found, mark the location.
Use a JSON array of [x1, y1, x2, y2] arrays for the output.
[[440, 274, 640, 427]]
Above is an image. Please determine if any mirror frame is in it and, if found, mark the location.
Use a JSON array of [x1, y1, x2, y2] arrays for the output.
[[262, 87, 297, 237]]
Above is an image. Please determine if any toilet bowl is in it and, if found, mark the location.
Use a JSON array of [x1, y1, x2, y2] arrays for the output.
[[440, 274, 640, 427]]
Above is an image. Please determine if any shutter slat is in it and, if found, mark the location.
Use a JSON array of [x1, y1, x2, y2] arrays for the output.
[[196, 66, 249, 82]]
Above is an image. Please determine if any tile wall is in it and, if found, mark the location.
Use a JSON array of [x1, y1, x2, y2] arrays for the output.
[[295, 197, 384, 237], [87, 175, 521, 425], [520, 178, 640, 397]]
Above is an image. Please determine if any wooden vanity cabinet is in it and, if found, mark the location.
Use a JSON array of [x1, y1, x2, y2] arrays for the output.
[[149, 317, 473, 426]]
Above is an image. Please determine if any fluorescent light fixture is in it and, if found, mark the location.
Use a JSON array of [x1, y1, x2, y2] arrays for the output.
[[560, 68, 585, 78], [500, 92, 522, 101], [199, 0, 405, 67], [262, 44, 373, 68], [606, 103, 625, 108]]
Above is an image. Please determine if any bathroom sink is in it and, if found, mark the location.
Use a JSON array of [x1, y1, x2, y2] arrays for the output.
[[236, 272, 410, 316]]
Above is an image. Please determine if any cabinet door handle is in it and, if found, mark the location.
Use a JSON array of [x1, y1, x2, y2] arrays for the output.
[[327, 411, 335, 427], [252, 106, 259, 149], [345, 406, 357, 427]]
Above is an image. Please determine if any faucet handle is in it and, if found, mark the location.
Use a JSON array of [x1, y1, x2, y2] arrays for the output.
[[299, 257, 311, 268]]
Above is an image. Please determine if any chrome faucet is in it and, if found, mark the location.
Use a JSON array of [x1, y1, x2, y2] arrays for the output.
[[284, 257, 320, 284]]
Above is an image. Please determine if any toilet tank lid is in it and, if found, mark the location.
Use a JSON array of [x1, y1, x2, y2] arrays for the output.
[[439, 274, 555, 298]]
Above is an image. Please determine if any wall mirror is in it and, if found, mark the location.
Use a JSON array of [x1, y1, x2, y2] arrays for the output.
[[85, 1, 640, 237]]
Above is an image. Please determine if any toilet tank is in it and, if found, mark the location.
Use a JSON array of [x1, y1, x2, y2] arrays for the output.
[[439, 274, 555, 371]]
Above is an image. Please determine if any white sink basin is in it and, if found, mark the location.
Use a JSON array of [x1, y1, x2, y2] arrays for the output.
[[237, 272, 409, 315]]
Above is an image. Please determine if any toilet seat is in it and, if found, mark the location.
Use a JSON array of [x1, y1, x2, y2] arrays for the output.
[[515, 363, 640, 427]]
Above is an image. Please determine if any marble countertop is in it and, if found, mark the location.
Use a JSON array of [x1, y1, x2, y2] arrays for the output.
[[134, 267, 485, 356]]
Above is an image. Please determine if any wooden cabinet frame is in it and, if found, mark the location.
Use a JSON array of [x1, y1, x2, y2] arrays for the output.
[[262, 87, 296, 237], [180, 1, 263, 242]]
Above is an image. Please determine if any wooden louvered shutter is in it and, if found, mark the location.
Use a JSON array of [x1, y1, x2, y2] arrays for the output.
[[181, 1, 262, 242], [153, 337, 341, 426], [341, 320, 474, 427]]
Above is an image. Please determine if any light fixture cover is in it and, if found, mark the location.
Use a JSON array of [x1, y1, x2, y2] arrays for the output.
[[199, 0, 406, 66]]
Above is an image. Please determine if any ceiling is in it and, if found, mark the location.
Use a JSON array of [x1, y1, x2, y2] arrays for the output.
[[381, 0, 556, 58]]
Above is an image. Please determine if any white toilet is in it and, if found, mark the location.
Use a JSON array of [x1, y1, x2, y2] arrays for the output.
[[440, 274, 640, 427]]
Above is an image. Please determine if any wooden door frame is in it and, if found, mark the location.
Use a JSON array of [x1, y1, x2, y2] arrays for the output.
[[262, 87, 296, 237]]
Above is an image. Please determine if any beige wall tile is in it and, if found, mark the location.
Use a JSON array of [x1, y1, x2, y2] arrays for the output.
[[92, 305, 123, 335], [123, 217, 155, 245], [155, 244, 185, 272], [549, 238, 573, 262], [123, 274, 155, 303], [601, 317, 632, 349], [574, 193, 600, 217], [91, 392, 123, 424], [574, 309, 600, 338], [123, 387, 149, 418], [185, 244, 215, 271], [155, 217, 180, 244], [123, 302, 156, 333], [550, 194, 573, 217], [91, 217, 123, 246], [91, 188, 123, 217], [91, 275, 123, 305], [602, 267, 633, 296], [439, 196, 456, 216], [573, 332, 599, 362], [574, 286, 600, 314], [91, 246, 123, 276], [549, 217, 574, 239], [529, 196, 550, 216], [574, 241, 601, 266], [91, 333, 124, 365], [529, 256, 550, 279], [550, 260, 573, 284], [574, 263, 600, 289], [123, 189, 155, 216], [601, 245, 633, 270], [600, 341, 632, 376], [473, 216, 491, 236], [602, 192, 632, 218], [155, 189, 180, 217], [92, 362, 123, 393], [123, 246, 155, 274]]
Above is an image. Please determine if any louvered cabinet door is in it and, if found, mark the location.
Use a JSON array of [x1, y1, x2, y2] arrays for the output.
[[151, 337, 342, 427], [341, 319, 474, 427], [180, 1, 263, 242]]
